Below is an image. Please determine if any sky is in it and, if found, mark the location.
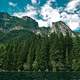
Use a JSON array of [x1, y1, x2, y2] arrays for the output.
[[0, 0, 80, 30]]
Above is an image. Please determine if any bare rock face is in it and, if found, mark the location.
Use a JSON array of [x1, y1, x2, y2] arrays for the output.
[[51, 21, 76, 37]]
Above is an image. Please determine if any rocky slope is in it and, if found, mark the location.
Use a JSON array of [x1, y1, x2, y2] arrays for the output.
[[51, 21, 76, 37], [0, 12, 78, 40]]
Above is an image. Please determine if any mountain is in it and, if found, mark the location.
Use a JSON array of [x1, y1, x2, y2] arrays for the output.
[[0, 12, 80, 72], [0, 12, 79, 42], [0, 30, 36, 43], [51, 21, 77, 37], [35, 27, 50, 36], [0, 12, 38, 32]]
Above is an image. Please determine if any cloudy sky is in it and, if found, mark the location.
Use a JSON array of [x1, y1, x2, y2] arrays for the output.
[[0, 0, 80, 30]]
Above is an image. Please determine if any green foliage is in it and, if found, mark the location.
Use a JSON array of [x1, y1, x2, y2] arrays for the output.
[[0, 29, 79, 72], [0, 12, 38, 31], [1, 12, 80, 72]]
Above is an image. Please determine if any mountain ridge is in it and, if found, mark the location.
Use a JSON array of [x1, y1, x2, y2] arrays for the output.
[[0, 12, 79, 37], [0, 12, 38, 32]]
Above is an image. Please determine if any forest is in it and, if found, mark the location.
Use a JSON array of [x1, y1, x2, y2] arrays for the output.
[[0, 30, 80, 72], [0, 12, 79, 72]]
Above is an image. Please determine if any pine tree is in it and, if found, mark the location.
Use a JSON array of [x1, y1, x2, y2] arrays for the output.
[[71, 36, 80, 71], [64, 32, 73, 71], [49, 32, 59, 72]]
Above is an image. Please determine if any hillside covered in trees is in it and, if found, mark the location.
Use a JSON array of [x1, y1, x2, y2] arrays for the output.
[[0, 12, 80, 72], [0, 30, 80, 72]]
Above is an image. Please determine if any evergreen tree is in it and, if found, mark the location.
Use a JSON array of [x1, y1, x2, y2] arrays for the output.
[[64, 32, 73, 71], [71, 36, 80, 71]]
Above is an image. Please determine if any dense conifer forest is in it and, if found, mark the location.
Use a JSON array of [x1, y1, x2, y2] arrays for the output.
[[0, 12, 80, 72], [0, 30, 80, 72]]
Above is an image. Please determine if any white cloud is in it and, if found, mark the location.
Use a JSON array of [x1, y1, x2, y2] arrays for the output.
[[68, 21, 80, 30], [60, 12, 80, 30], [47, 0, 56, 5], [65, 0, 80, 13], [36, 20, 49, 27], [9, 2, 17, 7], [13, 4, 37, 19], [31, 0, 40, 4], [32, 0, 37, 4], [41, 4, 60, 26], [68, 14, 80, 30], [60, 0, 80, 30]]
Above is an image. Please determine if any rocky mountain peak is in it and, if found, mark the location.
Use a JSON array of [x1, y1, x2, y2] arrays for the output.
[[51, 21, 75, 36]]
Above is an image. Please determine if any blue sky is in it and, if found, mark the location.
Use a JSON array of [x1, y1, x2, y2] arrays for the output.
[[0, 0, 80, 30]]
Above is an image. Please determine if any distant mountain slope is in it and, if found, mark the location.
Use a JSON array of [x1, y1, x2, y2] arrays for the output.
[[0, 12, 38, 32], [0, 30, 35, 43], [0, 12, 80, 72]]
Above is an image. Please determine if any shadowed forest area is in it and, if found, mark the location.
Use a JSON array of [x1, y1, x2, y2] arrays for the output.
[[0, 31, 80, 72]]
